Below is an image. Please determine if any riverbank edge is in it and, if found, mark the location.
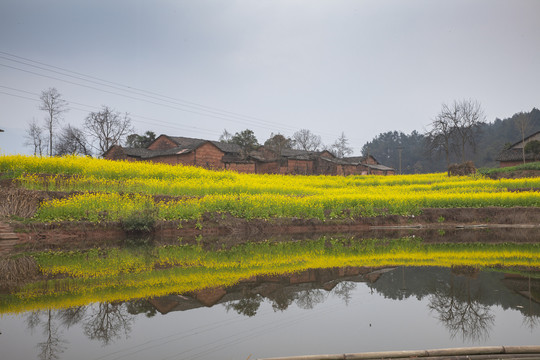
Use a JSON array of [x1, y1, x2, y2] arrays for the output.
[[2, 206, 540, 255]]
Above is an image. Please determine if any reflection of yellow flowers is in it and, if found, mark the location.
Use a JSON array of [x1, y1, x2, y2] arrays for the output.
[[2, 154, 540, 222], [2, 238, 540, 314]]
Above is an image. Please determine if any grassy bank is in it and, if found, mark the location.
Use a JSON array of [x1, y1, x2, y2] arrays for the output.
[[2, 155, 540, 224]]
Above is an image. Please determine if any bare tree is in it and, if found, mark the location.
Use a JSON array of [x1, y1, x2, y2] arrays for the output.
[[54, 125, 91, 156], [84, 106, 134, 155], [450, 99, 485, 163], [39, 88, 68, 156], [219, 129, 233, 143], [331, 132, 353, 158], [427, 99, 485, 167], [426, 111, 454, 169], [515, 112, 532, 164], [24, 119, 47, 156], [293, 129, 322, 151]]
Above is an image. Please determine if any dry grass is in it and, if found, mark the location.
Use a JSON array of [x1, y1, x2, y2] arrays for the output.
[[0, 188, 40, 218], [0, 256, 39, 284]]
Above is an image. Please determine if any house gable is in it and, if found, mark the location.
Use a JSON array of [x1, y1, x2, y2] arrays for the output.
[[510, 130, 540, 149], [148, 135, 180, 151]]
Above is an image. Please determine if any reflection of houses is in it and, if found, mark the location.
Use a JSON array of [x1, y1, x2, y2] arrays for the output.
[[146, 267, 387, 315], [497, 130, 540, 167], [103, 134, 395, 176], [502, 273, 540, 305]]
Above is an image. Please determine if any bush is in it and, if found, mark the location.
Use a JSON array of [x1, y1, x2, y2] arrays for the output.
[[120, 207, 157, 234], [448, 161, 476, 176]]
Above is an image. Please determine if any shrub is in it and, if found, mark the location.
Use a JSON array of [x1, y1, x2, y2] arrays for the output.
[[120, 207, 157, 235]]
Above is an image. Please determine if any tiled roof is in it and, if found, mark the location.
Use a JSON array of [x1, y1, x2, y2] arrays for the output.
[[497, 148, 537, 162], [166, 136, 242, 154], [222, 153, 254, 164], [509, 130, 540, 149], [123, 146, 204, 159], [210, 141, 242, 153], [366, 164, 395, 171], [342, 156, 366, 165]]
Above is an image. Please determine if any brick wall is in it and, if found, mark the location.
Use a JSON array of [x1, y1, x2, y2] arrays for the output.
[[314, 159, 336, 175], [256, 161, 280, 174], [341, 164, 358, 176], [148, 136, 178, 151], [146, 153, 195, 166], [225, 162, 256, 173], [500, 160, 527, 167], [365, 155, 377, 165], [194, 143, 225, 169], [103, 146, 127, 160], [288, 159, 313, 175]]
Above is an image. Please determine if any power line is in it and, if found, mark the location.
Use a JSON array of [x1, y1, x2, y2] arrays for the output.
[[0, 51, 364, 143], [0, 55, 303, 134], [0, 50, 301, 130], [0, 87, 222, 138]]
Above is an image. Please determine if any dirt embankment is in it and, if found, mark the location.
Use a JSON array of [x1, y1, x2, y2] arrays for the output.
[[485, 169, 540, 179], [3, 206, 540, 253]]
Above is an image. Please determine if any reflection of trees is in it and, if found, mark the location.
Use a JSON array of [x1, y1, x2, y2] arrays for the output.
[[428, 274, 494, 342], [269, 287, 296, 312], [83, 302, 134, 345], [224, 294, 263, 317], [333, 281, 357, 305], [58, 306, 87, 328], [522, 275, 540, 331], [26, 302, 136, 355], [296, 288, 326, 310], [126, 299, 157, 318], [26, 309, 67, 360]]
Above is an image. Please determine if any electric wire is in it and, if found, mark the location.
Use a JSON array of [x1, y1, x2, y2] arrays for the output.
[[0, 86, 222, 138], [0, 51, 303, 133], [0, 51, 365, 145], [0, 59, 304, 135]]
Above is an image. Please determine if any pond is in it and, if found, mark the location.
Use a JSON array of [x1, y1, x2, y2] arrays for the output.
[[1, 234, 540, 360]]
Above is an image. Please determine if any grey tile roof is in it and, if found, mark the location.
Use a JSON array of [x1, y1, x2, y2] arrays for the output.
[[165, 136, 242, 154], [496, 148, 537, 162], [167, 136, 207, 150], [210, 141, 242, 153], [122, 147, 190, 159], [508, 130, 540, 149], [366, 164, 395, 171]]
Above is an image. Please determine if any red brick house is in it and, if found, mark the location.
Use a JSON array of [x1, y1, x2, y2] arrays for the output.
[[497, 130, 540, 167], [103, 135, 257, 172], [103, 134, 395, 175]]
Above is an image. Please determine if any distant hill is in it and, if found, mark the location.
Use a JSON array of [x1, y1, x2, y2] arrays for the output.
[[361, 108, 540, 174]]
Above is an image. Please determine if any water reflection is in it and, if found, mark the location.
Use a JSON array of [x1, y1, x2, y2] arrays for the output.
[[6, 265, 540, 360], [27, 309, 67, 360], [428, 269, 495, 342]]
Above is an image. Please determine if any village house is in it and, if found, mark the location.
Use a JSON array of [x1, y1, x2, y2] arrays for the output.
[[497, 130, 540, 167], [103, 134, 395, 176]]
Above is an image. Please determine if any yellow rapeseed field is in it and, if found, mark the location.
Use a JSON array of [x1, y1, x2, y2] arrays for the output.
[[2, 154, 540, 221]]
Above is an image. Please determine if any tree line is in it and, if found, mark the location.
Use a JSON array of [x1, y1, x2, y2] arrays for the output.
[[363, 103, 540, 173], [26, 88, 135, 157], [25, 89, 540, 172], [25, 88, 356, 159], [217, 128, 354, 159]]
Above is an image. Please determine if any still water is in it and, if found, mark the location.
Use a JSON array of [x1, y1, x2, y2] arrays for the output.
[[2, 265, 540, 360]]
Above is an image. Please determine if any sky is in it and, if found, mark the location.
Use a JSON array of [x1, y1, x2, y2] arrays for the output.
[[1, 0, 539, 156]]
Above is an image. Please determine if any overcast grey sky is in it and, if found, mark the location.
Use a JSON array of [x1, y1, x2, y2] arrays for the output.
[[1, 0, 539, 156]]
